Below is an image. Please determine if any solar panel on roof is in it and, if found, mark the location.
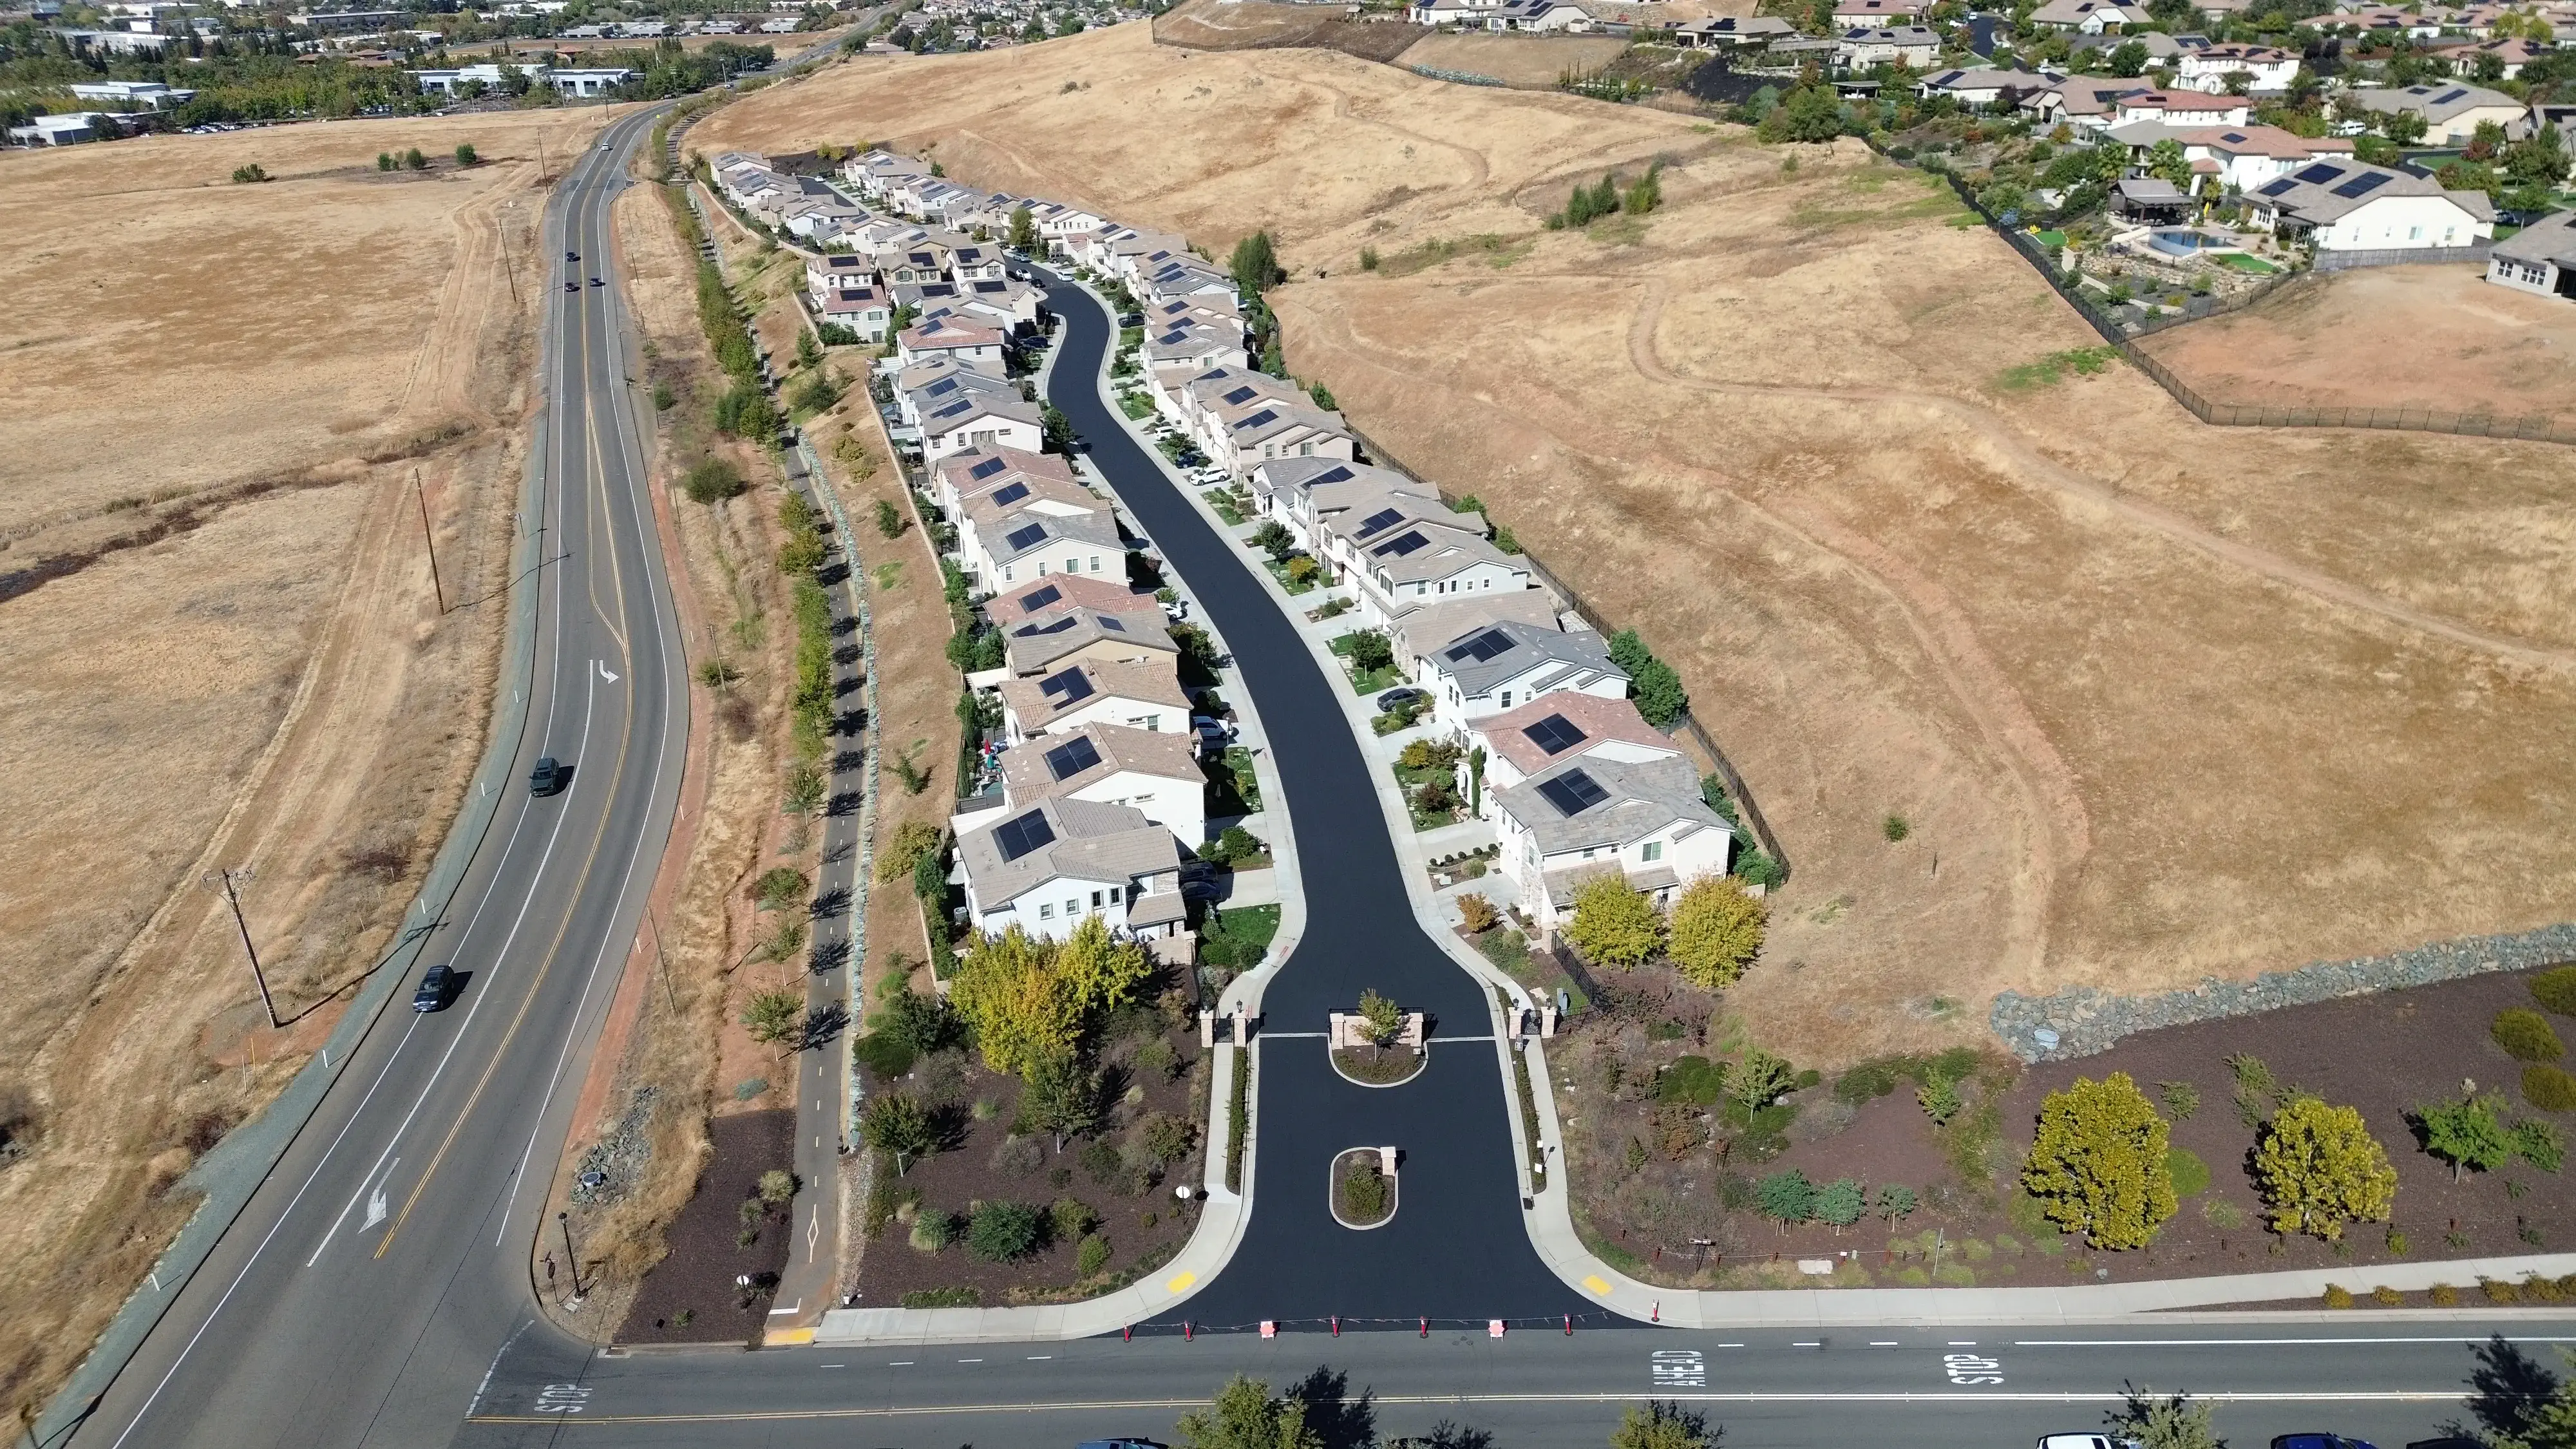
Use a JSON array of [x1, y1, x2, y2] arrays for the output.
[[2257, 176, 2298, 196], [2431, 87, 2467, 103], [1355, 507, 1406, 538], [992, 810, 1056, 862], [2221, 131, 2248, 142], [990, 481, 1031, 507], [1311, 466, 1354, 484], [1005, 524, 1048, 552], [1446, 628, 1513, 663], [1015, 616, 1077, 637], [2330, 171, 2391, 198], [1016, 583, 1061, 611], [1373, 531, 1429, 558], [1241, 410, 1278, 430], [1038, 668, 1094, 703], [1223, 386, 1257, 405], [1043, 735, 1102, 781], [2292, 162, 2344, 184], [1099, 616, 1126, 632], [1521, 714, 1589, 755], [1536, 769, 1609, 818]]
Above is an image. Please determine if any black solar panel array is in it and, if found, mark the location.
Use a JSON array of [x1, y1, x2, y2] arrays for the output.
[[990, 481, 1031, 507], [1446, 628, 1513, 663], [993, 810, 1056, 862], [969, 456, 1007, 478], [2329, 171, 2391, 198], [1043, 735, 1102, 780], [1039, 668, 1095, 703], [1521, 714, 1588, 755], [1374, 532, 1429, 558], [1355, 507, 1406, 538], [1016, 583, 1062, 611], [1005, 524, 1047, 551], [1537, 769, 1608, 817]]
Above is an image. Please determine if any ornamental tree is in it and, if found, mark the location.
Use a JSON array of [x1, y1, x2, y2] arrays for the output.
[[2020, 1072, 2178, 1249], [2252, 1096, 2397, 1241], [1175, 1376, 1321, 1449], [2415, 1094, 2514, 1183], [1564, 874, 1664, 969], [1667, 876, 1766, 989]]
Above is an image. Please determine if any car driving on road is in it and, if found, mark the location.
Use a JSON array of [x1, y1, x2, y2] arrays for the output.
[[412, 962, 454, 1012], [528, 756, 569, 796]]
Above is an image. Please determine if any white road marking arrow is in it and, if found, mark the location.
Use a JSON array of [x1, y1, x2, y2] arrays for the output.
[[363, 1185, 388, 1231], [596, 659, 620, 683]]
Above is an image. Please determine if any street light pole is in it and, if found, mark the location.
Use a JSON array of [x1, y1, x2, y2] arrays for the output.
[[204, 866, 281, 1028]]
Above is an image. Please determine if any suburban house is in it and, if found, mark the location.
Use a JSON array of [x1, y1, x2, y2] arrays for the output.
[[955, 798, 1186, 944], [819, 285, 893, 341], [1672, 14, 1794, 44], [933, 446, 1077, 520], [1415, 618, 1629, 735], [1837, 24, 1940, 66], [1316, 500, 1533, 627], [1210, 400, 1355, 477], [962, 489, 1122, 588], [1141, 323, 1249, 379], [895, 317, 1008, 369], [806, 252, 875, 297], [2107, 89, 2253, 127], [2101, 124, 2355, 192], [1164, 366, 1305, 440], [1251, 459, 1439, 551], [2028, 0, 2149, 29], [2342, 82, 2528, 144], [991, 723, 1209, 844], [989, 572, 1155, 626], [996, 660, 1193, 743], [1001, 605, 1180, 679], [2172, 41, 2298, 92], [1393, 591, 1566, 685], [2486, 210, 2576, 300], [898, 362, 1014, 428], [917, 388, 1045, 465], [1461, 691, 1687, 821], [1828, 0, 1926, 24], [2431, 36, 2550, 79], [2242, 157, 2496, 252], [1493, 754, 1735, 936], [1916, 66, 2060, 108]]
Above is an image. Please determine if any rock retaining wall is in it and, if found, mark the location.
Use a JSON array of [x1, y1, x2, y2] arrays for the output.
[[1990, 923, 2576, 1061]]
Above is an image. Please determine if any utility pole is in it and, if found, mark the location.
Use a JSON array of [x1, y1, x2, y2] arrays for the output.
[[413, 469, 446, 614], [203, 867, 281, 1028], [558, 1211, 582, 1303], [649, 910, 677, 1013]]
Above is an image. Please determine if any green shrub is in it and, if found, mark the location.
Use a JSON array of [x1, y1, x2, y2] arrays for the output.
[[852, 1032, 915, 1081], [2495, 1009, 2566, 1062], [2429, 1282, 2459, 1305], [2524, 1064, 2576, 1112], [1049, 1197, 1098, 1242], [1659, 1055, 1727, 1106], [1833, 1057, 1906, 1104], [2372, 1284, 2403, 1305], [2322, 1283, 2353, 1309], [1075, 1233, 1112, 1276], [2164, 1147, 2210, 1198], [965, 1200, 1045, 1262], [2512, 1117, 2565, 1173], [908, 1211, 956, 1251], [2532, 966, 2576, 1016]]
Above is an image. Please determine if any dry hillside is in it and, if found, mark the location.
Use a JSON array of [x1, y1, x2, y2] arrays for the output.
[[0, 107, 605, 1417], [692, 25, 2576, 1060]]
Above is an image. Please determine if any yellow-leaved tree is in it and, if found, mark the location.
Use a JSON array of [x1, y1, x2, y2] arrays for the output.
[[1052, 914, 1152, 1020], [1564, 874, 1665, 969], [948, 925, 1080, 1075], [1667, 876, 1766, 989], [2020, 1071, 2177, 1249], [2252, 1095, 2398, 1242]]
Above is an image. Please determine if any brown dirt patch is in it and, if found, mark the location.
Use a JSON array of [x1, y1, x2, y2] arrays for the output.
[[1557, 963, 2576, 1289], [0, 108, 611, 1421], [688, 26, 2576, 1079], [1153, 0, 1429, 62], [2137, 265, 2576, 422], [614, 1108, 798, 1343]]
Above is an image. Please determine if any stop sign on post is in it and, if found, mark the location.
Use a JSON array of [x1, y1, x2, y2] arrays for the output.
[[1260, 1321, 1276, 1339], [1489, 1320, 1505, 1338]]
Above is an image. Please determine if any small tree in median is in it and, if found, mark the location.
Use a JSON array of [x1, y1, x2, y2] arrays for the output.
[[742, 989, 806, 1059], [2022, 1071, 2177, 1249], [2253, 1095, 2398, 1242], [1564, 873, 1664, 969], [1356, 989, 1403, 1049]]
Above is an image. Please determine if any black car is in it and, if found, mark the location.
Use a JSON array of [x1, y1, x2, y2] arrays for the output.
[[565, 249, 580, 262], [564, 280, 580, 293], [589, 276, 605, 287], [529, 756, 569, 796], [1376, 686, 1426, 713], [412, 962, 454, 1012]]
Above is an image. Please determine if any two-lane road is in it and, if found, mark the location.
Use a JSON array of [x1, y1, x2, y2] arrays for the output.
[[74, 106, 687, 1449]]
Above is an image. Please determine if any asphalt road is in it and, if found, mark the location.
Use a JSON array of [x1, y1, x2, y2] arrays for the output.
[[73, 103, 688, 1448], [460, 1319, 2576, 1447], [1032, 275, 1595, 1330]]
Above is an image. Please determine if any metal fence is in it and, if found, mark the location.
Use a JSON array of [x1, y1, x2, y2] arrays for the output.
[[1340, 421, 1792, 878], [2315, 242, 2493, 270], [1909, 158, 2576, 446]]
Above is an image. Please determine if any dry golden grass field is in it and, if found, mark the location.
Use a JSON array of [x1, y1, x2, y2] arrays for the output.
[[0, 106, 606, 1417], [696, 22, 2576, 1065]]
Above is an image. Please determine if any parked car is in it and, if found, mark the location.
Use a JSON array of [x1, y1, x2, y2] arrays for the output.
[[1376, 686, 1426, 713], [528, 756, 569, 796], [1192, 714, 1236, 748], [2038, 1437, 2139, 1449], [412, 962, 455, 1012], [1077, 1440, 1164, 1449], [2273, 1437, 2378, 1449]]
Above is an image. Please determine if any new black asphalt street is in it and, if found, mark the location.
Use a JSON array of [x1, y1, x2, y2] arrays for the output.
[[72, 104, 688, 1449], [1036, 276, 1595, 1331], [461, 1318, 2576, 1448]]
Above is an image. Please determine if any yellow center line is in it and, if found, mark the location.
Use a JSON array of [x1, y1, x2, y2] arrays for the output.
[[374, 171, 641, 1261]]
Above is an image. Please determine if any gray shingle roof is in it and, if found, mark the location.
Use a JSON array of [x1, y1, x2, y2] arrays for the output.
[[1496, 755, 1732, 857], [1426, 619, 1625, 701], [958, 797, 1180, 907]]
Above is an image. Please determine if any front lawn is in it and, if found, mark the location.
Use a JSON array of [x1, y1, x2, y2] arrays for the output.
[[1393, 759, 1462, 831], [1116, 392, 1155, 421], [1198, 903, 1280, 976], [1208, 492, 1245, 526], [1221, 745, 1262, 813], [1264, 557, 1322, 595], [2217, 253, 2278, 275]]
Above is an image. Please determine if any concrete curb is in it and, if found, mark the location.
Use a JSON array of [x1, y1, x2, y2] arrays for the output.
[[31, 122, 618, 1448]]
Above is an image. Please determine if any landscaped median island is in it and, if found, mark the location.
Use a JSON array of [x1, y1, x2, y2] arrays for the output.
[[1327, 990, 1426, 1086], [1331, 1147, 1397, 1229], [1549, 960, 2576, 1291]]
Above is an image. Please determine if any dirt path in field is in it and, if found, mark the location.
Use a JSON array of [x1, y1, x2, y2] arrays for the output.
[[1623, 278, 2576, 674]]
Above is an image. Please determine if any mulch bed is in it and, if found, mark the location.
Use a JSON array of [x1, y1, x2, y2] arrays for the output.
[[1557, 964, 2576, 1289], [1331, 1045, 1425, 1084], [616, 1109, 797, 1344], [852, 1011, 1211, 1310]]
